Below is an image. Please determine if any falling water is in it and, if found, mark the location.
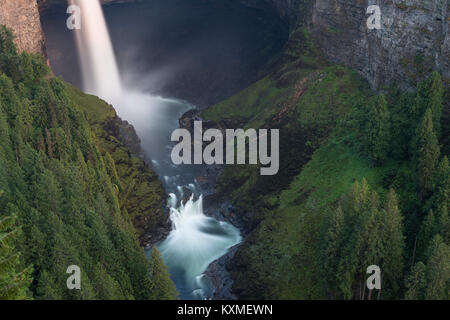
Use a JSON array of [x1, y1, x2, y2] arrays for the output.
[[72, 0, 241, 300], [159, 195, 241, 299], [71, 0, 122, 103]]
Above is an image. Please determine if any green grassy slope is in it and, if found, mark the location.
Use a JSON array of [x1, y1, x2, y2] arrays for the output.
[[202, 24, 449, 299]]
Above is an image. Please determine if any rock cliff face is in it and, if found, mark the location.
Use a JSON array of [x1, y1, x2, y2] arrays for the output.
[[310, 0, 449, 90], [0, 0, 46, 56], [234, 0, 450, 90]]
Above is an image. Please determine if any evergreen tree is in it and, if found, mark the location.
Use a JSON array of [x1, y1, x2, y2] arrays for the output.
[[0, 26, 174, 300], [415, 109, 440, 196], [0, 104, 10, 149], [437, 205, 450, 245], [330, 181, 406, 299], [433, 157, 450, 243], [335, 179, 382, 299], [434, 156, 449, 208], [34, 270, 61, 300], [418, 210, 437, 259], [0, 26, 20, 82], [415, 72, 443, 136], [104, 152, 120, 190], [424, 235, 450, 300], [0, 203, 31, 299], [360, 94, 390, 166], [387, 89, 415, 160], [149, 248, 177, 300], [0, 73, 20, 125], [323, 206, 344, 299], [380, 189, 404, 298], [357, 197, 383, 300], [404, 262, 426, 300]]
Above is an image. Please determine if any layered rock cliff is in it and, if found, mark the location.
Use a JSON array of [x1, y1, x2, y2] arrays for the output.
[[0, 0, 46, 55], [310, 0, 449, 90], [245, 0, 449, 90]]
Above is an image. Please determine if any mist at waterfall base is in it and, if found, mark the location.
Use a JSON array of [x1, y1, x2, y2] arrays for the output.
[[71, 0, 241, 300]]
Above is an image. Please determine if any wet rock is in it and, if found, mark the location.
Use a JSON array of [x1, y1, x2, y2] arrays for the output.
[[117, 119, 145, 158], [140, 221, 171, 248], [204, 245, 240, 300], [180, 187, 194, 205], [179, 109, 202, 132]]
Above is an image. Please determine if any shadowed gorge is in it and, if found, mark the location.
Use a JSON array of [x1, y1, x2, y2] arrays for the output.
[[0, 0, 448, 303], [66, 0, 244, 300], [41, 0, 289, 107]]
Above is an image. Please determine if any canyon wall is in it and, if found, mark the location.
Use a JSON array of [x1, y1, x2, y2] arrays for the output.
[[239, 0, 449, 90], [310, 0, 449, 90], [4, 0, 448, 91], [0, 0, 46, 55]]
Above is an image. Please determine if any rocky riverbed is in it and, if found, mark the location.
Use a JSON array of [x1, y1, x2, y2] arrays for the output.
[[177, 109, 251, 300]]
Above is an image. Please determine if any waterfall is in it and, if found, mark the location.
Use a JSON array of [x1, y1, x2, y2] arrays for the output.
[[72, 0, 241, 300], [159, 195, 241, 299], [71, 0, 122, 103]]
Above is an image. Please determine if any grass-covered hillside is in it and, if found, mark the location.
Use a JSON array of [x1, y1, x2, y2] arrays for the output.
[[203, 26, 449, 300], [0, 27, 176, 300]]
